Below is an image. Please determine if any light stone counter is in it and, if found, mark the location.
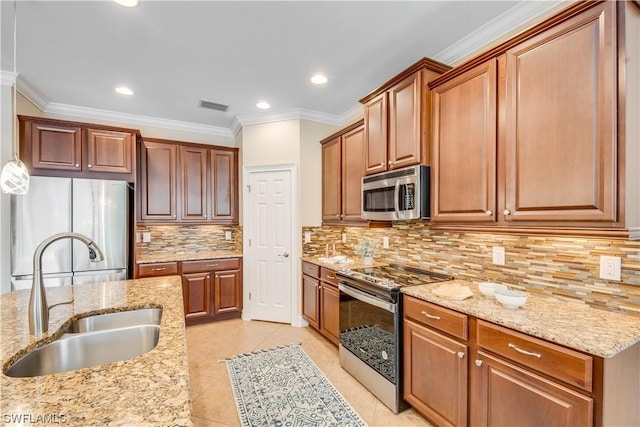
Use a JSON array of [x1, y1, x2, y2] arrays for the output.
[[137, 250, 243, 264], [301, 256, 388, 271], [402, 279, 640, 358], [0, 276, 192, 426]]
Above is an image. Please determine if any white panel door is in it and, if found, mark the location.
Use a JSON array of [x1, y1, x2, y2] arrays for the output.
[[246, 169, 292, 323]]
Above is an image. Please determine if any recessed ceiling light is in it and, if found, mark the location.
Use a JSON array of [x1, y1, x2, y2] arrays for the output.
[[114, 0, 138, 7], [115, 86, 134, 96], [311, 74, 328, 85], [256, 101, 270, 109]]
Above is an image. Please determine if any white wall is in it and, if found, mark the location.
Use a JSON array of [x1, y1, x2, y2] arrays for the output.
[[0, 84, 12, 294]]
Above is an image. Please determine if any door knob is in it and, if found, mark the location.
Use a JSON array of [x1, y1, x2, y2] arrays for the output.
[[278, 252, 290, 258]]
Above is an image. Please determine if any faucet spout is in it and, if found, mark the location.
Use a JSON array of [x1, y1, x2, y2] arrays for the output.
[[29, 232, 105, 336]]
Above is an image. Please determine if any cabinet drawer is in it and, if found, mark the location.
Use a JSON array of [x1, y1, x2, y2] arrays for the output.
[[476, 320, 593, 392], [182, 258, 240, 273], [403, 296, 468, 341], [302, 261, 320, 278], [320, 267, 338, 286], [138, 262, 179, 278]]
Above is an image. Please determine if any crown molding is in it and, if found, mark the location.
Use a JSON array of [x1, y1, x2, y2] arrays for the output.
[[0, 71, 17, 86], [15, 76, 49, 111], [339, 104, 364, 125], [433, 0, 569, 66], [236, 107, 344, 127]]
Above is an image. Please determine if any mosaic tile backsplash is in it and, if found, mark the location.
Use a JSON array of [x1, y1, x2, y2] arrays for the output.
[[136, 224, 242, 255], [302, 223, 640, 315]]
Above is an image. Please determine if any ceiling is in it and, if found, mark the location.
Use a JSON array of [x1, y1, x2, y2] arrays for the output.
[[0, 1, 565, 137]]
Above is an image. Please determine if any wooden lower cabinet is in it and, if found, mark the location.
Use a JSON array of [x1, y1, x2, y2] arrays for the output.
[[182, 272, 212, 321], [213, 269, 242, 315], [474, 350, 593, 427], [301, 261, 339, 345]]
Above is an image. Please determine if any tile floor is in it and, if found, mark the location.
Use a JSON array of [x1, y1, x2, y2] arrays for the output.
[[186, 318, 432, 427]]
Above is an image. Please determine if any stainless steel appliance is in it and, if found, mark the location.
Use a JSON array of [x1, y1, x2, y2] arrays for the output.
[[11, 176, 131, 291], [336, 264, 452, 413], [361, 165, 429, 221]]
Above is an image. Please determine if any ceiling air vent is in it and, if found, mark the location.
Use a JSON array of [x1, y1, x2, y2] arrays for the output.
[[199, 99, 229, 112]]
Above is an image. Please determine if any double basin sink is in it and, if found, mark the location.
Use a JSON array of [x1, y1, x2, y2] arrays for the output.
[[5, 308, 162, 378]]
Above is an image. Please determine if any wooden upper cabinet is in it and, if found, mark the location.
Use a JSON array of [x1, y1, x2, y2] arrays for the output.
[[86, 128, 133, 174], [211, 148, 238, 222], [180, 145, 207, 220], [19, 116, 138, 180], [321, 136, 342, 222], [431, 59, 498, 223], [341, 125, 366, 222], [363, 93, 387, 175], [140, 140, 177, 220], [29, 122, 83, 171], [139, 138, 239, 224], [360, 58, 451, 176], [503, 1, 617, 223]]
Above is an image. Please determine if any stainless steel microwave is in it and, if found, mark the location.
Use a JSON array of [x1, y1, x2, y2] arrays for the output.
[[361, 165, 429, 221]]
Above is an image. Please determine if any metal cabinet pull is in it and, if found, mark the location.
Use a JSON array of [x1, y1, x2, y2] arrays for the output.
[[421, 311, 440, 320], [75, 163, 80, 167], [485, 210, 493, 216], [326, 274, 335, 280], [206, 264, 218, 267], [457, 352, 465, 359], [151, 267, 166, 271], [503, 209, 512, 215], [508, 343, 541, 358], [475, 360, 483, 367], [88, 164, 92, 168]]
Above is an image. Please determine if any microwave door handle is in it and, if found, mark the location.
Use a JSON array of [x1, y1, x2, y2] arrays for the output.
[[394, 180, 401, 220]]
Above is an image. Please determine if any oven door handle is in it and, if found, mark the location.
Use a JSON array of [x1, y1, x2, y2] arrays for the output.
[[339, 283, 396, 313]]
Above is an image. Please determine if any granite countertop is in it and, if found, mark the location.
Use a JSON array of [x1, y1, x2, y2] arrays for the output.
[[301, 256, 388, 271], [402, 279, 640, 358], [137, 250, 243, 264], [0, 276, 192, 426]]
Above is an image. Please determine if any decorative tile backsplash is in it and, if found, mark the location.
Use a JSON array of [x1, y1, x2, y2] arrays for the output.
[[136, 224, 242, 256], [302, 223, 640, 315]]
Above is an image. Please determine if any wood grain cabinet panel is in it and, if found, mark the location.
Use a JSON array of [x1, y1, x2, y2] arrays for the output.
[[182, 272, 212, 320], [140, 140, 177, 220], [213, 269, 242, 315], [363, 93, 388, 175], [388, 72, 422, 170], [86, 128, 133, 174], [321, 136, 342, 222], [30, 122, 82, 171], [341, 125, 366, 222], [137, 262, 179, 278], [211, 149, 238, 222], [180, 145, 207, 220], [319, 282, 339, 345], [301, 274, 320, 329], [431, 60, 497, 223]]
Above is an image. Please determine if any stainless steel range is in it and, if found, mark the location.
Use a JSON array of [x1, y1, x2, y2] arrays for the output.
[[336, 264, 452, 413]]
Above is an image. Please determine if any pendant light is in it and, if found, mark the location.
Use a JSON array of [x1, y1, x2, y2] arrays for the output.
[[0, 0, 29, 195]]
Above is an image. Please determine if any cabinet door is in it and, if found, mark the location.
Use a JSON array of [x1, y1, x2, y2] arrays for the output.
[[503, 1, 616, 223], [210, 149, 238, 222], [388, 72, 422, 170], [213, 269, 242, 315], [431, 60, 497, 223], [404, 318, 468, 427], [182, 272, 212, 320], [140, 141, 177, 220], [86, 129, 133, 174], [302, 275, 320, 330], [30, 122, 82, 171], [473, 351, 593, 427], [180, 145, 207, 220], [364, 93, 388, 175], [321, 137, 342, 222], [341, 124, 366, 222], [319, 283, 339, 345]]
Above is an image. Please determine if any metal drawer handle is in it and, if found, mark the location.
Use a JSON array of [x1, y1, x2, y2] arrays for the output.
[[508, 343, 541, 358], [421, 311, 441, 320], [206, 264, 218, 267], [326, 274, 335, 280], [151, 268, 166, 271]]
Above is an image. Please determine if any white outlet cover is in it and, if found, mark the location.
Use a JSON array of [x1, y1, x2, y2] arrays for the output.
[[225, 231, 232, 240], [382, 236, 390, 249], [599, 255, 621, 281], [342, 233, 346, 243], [142, 232, 151, 243], [493, 246, 505, 265], [304, 231, 311, 243]]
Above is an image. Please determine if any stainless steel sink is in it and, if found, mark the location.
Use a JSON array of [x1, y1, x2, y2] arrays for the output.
[[65, 308, 162, 333], [5, 308, 163, 378]]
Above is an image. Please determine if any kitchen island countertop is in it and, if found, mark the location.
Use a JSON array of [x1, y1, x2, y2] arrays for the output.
[[1, 276, 192, 426], [402, 279, 640, 358]]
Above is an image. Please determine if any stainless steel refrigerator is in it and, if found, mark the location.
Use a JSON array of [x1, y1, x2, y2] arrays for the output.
[[11, 176, 130, 291]]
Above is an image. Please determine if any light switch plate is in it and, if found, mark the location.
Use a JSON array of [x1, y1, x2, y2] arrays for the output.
[[225, 231, 232, 240], [304, 231, 311, 243], [382, 236, 390, 249], [600, 255, 621, 281], [142, 232, 151, 243], [493, 246, 505, 265], [342, 233, 346, 243]]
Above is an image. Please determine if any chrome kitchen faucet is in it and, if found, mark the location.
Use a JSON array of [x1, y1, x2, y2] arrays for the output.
[[29, 232, 105, 335]]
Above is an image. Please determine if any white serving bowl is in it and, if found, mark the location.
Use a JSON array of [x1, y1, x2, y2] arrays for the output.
[[495, 289, 528, 309], [478, 282, 508, 298]]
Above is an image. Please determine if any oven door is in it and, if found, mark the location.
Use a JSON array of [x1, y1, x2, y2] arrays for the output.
[[338, 283, 398, 385]]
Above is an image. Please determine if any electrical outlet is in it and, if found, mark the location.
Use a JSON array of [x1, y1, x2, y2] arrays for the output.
[[225, 231, 232, 240], [493, 246, 505, 265], [342, 233, 346, 243], [304, 231, 311, 243], [382, 236, 390, 249], [142, 232, 151, 243], [600, 255, 621, 281]]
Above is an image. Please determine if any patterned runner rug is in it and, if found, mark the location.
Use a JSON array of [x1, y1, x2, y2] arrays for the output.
[[223, 344, 366, 427]]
